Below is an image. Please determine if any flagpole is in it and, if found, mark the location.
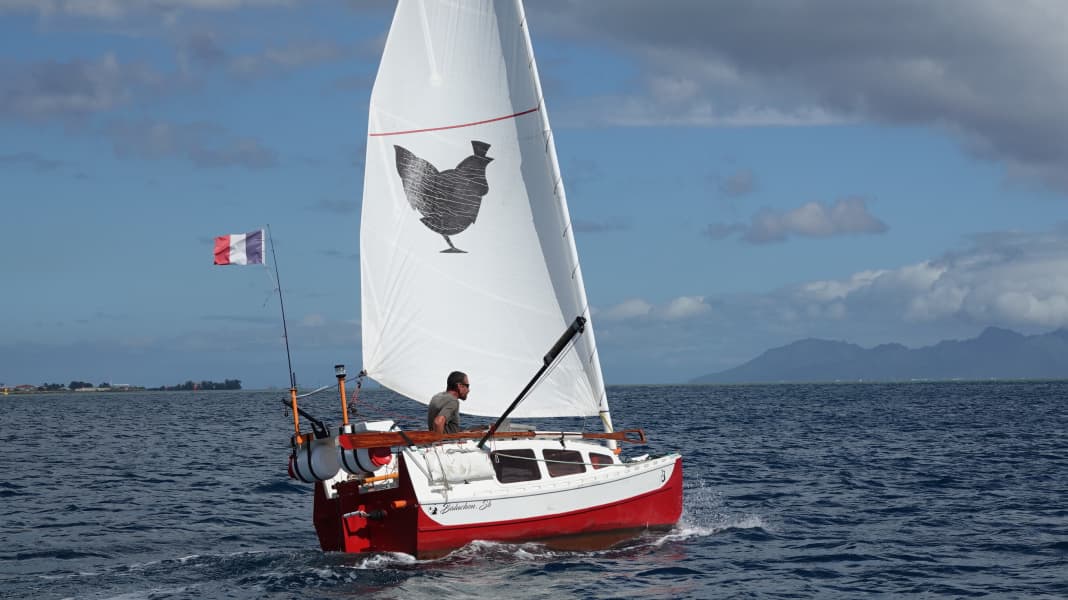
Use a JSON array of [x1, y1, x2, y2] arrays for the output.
[[266, 224, 297, 390]]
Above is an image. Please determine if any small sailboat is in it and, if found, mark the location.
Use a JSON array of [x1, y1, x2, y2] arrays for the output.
[[287, 0, 683, 558]]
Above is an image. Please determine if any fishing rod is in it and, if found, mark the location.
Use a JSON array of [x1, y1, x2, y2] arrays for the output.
[[265, 224, 305, 440], [266, 224, 296, 390]]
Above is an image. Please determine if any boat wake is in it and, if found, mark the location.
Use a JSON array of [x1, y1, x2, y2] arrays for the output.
[[342, 551, 419, 569], [328, 538, 645, 568], [338, 479, 772, 565], [445, 539, 583, 561], [671, 481, 772, 541]]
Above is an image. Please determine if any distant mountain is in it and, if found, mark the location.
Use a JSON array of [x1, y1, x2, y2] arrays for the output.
[[691, 327, 1068, 383]]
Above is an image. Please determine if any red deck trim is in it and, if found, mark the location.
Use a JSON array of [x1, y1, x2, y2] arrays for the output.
[[369, 106, 540, 137]]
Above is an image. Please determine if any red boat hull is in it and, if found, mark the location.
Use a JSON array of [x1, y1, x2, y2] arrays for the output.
[[314, 456, 683, 558]]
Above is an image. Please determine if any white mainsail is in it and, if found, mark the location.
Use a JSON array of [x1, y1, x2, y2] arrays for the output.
[[360, 0, 609, 424]]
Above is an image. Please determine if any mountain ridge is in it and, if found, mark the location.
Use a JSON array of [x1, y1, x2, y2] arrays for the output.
[[691, 326, 1068, 384]]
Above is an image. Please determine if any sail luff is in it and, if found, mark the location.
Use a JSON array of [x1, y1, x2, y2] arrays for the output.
[[513, 0, 613, 434]]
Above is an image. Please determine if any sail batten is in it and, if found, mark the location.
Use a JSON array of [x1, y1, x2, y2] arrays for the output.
[[360, 0, 607, 421]]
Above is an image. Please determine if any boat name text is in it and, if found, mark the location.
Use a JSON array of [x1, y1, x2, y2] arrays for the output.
[[440, 500, 491, 514]]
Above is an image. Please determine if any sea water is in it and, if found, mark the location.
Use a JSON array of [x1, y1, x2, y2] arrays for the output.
[[1, 382, 1065, 599]]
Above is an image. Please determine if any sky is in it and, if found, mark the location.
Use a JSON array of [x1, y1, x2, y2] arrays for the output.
[[4, 0, 1068, 390]]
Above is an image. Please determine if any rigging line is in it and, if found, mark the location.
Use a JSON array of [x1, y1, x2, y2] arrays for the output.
[[368, 106, 539, 137], [293, 374, 366, 401], [296, 384, 332, 399], [260, 254, 279, 305]]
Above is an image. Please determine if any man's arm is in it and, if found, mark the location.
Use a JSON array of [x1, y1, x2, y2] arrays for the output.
[[432, 415, 446, 434]]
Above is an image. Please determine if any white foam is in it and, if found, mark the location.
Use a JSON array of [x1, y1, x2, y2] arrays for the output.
[[728, 513, 770, 531], [427, 539, 565, 561], [666, 481, 774, 541], [345, 551, 419, 569]]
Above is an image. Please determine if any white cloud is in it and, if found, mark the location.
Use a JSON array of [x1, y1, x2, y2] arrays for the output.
[[591, 227, 1068, 382], [708, 197, 888, 244], [598, 298, 652, 321], [948, 256, 1068, 327], [597, 296, 710, 322], [532, 1, 1068, 195], [906, 284, 968, 321], [0, 0, 294, 19], [791, 230, 1068, 328], [661, 296, 711, 320], [0, 54, 158, 119], [798, 269, 888, 302]]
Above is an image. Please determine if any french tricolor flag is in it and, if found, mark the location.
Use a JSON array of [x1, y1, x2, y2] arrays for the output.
[[214, 230, 265, 265]]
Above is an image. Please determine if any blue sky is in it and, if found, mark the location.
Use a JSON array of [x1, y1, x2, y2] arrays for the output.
[[4, 1, 1068, 389]]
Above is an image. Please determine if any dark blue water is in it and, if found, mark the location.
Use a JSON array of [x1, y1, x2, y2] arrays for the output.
[[2, 382, 1066, 599]]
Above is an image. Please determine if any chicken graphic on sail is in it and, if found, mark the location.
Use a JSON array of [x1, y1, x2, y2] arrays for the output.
[[394, 141, 493, 253]]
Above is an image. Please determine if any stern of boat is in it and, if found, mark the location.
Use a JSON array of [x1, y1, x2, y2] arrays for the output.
[[313, 457, 419, 554]]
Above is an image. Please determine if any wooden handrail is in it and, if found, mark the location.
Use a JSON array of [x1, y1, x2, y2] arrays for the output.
[[581, 429, 646, 444], [336, 428, 647, 450]]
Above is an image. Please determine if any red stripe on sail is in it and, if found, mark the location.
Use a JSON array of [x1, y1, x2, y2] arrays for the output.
[[213, 235, 232, 265], [368, 106, 540, 137]]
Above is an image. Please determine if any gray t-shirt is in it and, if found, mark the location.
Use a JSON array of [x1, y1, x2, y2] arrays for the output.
[[427, 391, 460, 433]]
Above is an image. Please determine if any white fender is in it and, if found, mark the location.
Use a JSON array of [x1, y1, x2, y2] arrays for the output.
[[339, 421, 398, 476], [292, 436, 341, 482]]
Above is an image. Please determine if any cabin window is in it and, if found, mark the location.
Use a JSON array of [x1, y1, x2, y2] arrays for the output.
[[491, 449, 541, 483], [544, 449, 586, 477], [589, 453, 613, 470]]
